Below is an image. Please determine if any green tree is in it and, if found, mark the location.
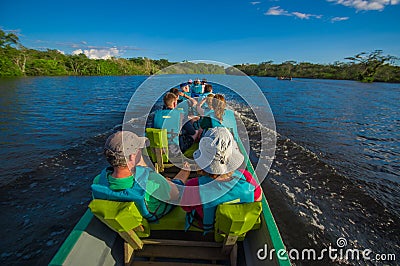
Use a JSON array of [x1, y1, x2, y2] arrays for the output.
[[345, 50, 399, 82], [0, 29, 20, 48]]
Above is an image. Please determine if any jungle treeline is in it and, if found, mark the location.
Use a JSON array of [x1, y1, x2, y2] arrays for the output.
[[1, 29, 399, 82], [230, 56, 400, 83]]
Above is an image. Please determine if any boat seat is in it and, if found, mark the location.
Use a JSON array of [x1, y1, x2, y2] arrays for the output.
[[145, 128, 169, 172], [88, 199, 150, 265], [145, 127, 198, 173], [88, 200, 261, 265], [214, 201, 262, 253]]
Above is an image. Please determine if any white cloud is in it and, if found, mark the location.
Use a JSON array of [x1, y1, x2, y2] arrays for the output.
[[85, 48, 120, 59], [331, 16, 350, 22], [71, 48, 120, 59], [72, 49, 83, 55], [292, 12, 309, 19], [250, 1, 261, 4], [292, 12, 323, 19], [265, 7, 322, 19], [56, 49, 65, 55], [327, 0, 399, 11], [265, 6, 290, 16]]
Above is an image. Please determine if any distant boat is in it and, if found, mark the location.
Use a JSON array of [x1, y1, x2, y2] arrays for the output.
[[277, 76, 292, 81]]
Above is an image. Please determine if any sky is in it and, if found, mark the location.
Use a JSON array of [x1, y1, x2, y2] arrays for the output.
[[1, 0, 399, 65]]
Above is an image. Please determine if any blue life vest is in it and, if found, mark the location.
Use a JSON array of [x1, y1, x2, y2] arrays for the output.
[[154, 109, 182, 146], [185, 170, 255, 232], [91, 166, 158, 222], [191, 84, 203, 97], [208, 109, 239, 141]]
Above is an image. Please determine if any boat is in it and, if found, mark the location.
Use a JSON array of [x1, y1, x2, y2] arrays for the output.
[[49, 101, 290, 266], [276, 76, 292, 81]]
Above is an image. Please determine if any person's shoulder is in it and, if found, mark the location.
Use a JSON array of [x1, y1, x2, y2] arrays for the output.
[[92, 167, 111, 184], [92, 173, 102, 184]]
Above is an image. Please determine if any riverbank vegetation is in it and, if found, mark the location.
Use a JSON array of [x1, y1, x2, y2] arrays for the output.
[[231, 50, 400, 83], [1, 29, 399, 82]]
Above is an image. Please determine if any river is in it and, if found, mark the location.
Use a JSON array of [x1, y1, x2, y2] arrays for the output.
[[0, 75, 398, 265]]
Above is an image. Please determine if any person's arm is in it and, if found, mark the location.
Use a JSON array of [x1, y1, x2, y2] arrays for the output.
[[173, 161, 190, 184], [196, 98, 208, 116], [187, 95, 198, 107]]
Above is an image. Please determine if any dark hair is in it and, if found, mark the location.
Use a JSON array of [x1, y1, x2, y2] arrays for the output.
[[104, 149, 127, 167], [204, 84, 213, 93], [169, 88, 180, 96], [164, 92, 177, 107]]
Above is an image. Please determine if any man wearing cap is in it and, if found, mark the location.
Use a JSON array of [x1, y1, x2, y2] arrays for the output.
[[180, 127, 262, 230], [178, 83, 194, 104], [91, 131, 189, 221]]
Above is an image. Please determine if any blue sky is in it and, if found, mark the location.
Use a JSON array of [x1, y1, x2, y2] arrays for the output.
[[1, 0, 399, 65]]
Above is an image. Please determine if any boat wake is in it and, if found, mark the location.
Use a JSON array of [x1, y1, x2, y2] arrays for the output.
[[236, 104, 400, 265]]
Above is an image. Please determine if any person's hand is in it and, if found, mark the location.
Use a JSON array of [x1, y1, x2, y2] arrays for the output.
[[189, 115, 200, 122], [182, 161, 191, 171], [178, 91, 184, 96]]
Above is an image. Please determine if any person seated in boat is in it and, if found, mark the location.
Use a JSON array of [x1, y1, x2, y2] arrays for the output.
[[196, 93, 214, 117], [198, 84, 213, 101], [179, 83, 198, 116], [191, 78, 204, 97], [197, 84, 213, 108], [178, 83, 193, 102], [200, 94, 239, 140], [170, 85, 198, 118], [91, 131, 190, 221], [201, 78, 207, 91], [154, 92, 201, 154], [180, 127, 262, 230]]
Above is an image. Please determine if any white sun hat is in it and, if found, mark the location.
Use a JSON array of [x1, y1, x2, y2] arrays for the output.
[[193, 127, 244, 175]]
